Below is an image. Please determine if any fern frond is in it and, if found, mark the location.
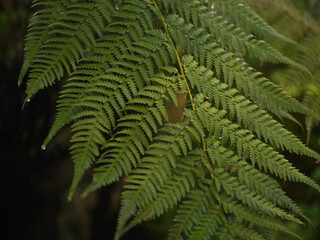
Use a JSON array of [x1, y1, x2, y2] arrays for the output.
[[66, 31, 175, 200], [206, 141, 307, 220], [42, 12, 175, 199], [80, 73, 180, 199], [116, 155, 199, 239], [194, 95, 320, 191], [204, 15, 299, 67], [304, 83, 320, 142], [19, 0, 67, 86], [188, 205, 226, 240], [213, 168, 302, 224], [24, 1, 116, 101], [42, 29, 171, 149], [204, 0, 297, 44], [272, 34, 320, 140], [20, 1, 320, 239], [227, 223, 266, 240], [222, 199, 303, 240], [183, 55, 320, 161], [246, 0, 320, 38], [167, 15, 319, 121], [169, 184, 215, 240], [159, 0, 304, 70], [115, 122, 203, 237]]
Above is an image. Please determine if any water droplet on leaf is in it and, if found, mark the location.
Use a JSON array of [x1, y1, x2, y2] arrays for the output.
[[114, 0, 119, 10]]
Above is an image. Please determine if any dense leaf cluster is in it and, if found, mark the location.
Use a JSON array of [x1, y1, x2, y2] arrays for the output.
[[20, 0, 320, 239]]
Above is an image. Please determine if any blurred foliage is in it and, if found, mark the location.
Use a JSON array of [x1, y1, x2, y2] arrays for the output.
[[247, 0, 320, 239], [246, 0, 320, 135]]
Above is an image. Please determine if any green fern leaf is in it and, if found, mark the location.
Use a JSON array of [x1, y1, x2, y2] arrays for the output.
[[19, 1, 320, 239], [183, 55, 320, 161], [204, 0, 297, 44], [19, 0, 67, 86], [24, 1, 115, 101]]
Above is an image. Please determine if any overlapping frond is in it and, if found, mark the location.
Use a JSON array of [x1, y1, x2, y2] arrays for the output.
[[116, 152, 201, 240], [67, 54, 176, 198], [183, 56, 320, 161], [42, 1, 176, 199], [43, 27, 168, 149], [23, 0, 116, 101], [194, 95, 320, 191], [187, 205, 226, 240], [19, 0, 68, 86], [80, 71, 180, 197], [205, 141, 307, 219], [169, 183, 217, 240], [246, 0, 320, 140], [115, 121, 203, 238], [167, 15, 320, 121], [20, 0, 320, 239], [213, 168, 302, 224], [221, 199, 303, 239], [203, 0, 297, 44], [158, 0, 304, 69], [170, 180, 301, 240]]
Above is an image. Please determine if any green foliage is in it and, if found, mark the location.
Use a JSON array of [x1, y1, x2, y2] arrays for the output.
[[246, 0, 320, 144], [20, 0, 320, 239]]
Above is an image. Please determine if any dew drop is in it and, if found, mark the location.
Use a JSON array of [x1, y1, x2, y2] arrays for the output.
[[114, 0, 119, 10], [21, 97, 31, 110], [41, 145, 46, 150]]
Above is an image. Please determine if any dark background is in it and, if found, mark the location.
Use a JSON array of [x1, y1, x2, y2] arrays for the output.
[[1, 0, 319, 239]]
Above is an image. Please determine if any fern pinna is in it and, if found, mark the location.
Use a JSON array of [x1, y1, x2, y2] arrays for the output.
[[20, 0, 320, 239]]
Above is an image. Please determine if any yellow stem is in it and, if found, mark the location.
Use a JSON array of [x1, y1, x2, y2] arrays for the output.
[[152, 0, 212, 173]]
